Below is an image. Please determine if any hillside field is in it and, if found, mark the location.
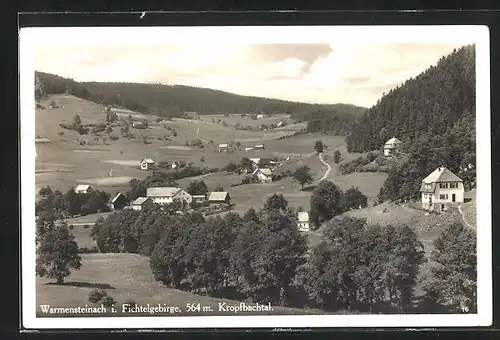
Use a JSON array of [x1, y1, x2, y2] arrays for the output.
[[36, 253, 325, 317], [35, 95, 384, 210]]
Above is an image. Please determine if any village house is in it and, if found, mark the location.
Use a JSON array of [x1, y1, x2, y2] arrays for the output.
[[130, 197, 154, 211], [110, 192, 128, 211], [256, 114, 265, 119], [75, 184, 94, 194], [277, 121, 284, 128], [383, 137, 402, 157], [420, 166, 464, 212], [252, 168, 273, 183], [244, 147, 254, 152], [192, 195, 207, 203], [140, 158, 155, 171], [208, 191, 231, 206], [249, 158, 261, 169], [297, 212, 310, 232], [184, 111, 199, 120], [254, 144, 265, 150], [218, 143, 229, 152], [146, 187, 193, 205]]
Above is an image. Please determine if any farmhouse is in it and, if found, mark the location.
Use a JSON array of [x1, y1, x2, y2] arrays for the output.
[[420, 166, 464, 212], [146, 187, 193, 205], [75, 184, 94, 194], [184, 111, 199, 120], [192, 195, 207, 203], [383, 137, 402, 157], [249, 158, 261, 168], [140, 158, 155, 171], [208, 192, 231, 206], [297, 212, 310, 232], [110, 192, 128, 211], [252, 168, 273, 183], [218, 143, 228, 152], [130, 197, 154, 211], [254, 144, 265, 150]]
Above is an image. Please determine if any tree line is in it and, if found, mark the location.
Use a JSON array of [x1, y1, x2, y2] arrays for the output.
[[36, 186, 111, 218], [35, 71, 365, 119], [35, 191, 477, 314]]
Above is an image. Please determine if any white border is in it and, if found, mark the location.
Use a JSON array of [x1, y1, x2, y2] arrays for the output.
[[20, 25, 492, 329]]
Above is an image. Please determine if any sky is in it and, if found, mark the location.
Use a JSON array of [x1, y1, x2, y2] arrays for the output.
[[30, 27, 479, 108]]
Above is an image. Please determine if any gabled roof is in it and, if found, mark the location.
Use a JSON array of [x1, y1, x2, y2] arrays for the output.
[[75, 184, 93, 191], [252, 168, 272, 176], [141, 158, 155, 163], [298, 212, 309, 222], [208, 192, 230, 201], [249, 158, 261, 164], [192, 195, 206, 199], [111, 192, 125, 203], [419, 182, 437, 193], [131, 197, 151, 205], [423, 167, 463, 183], [147, 187, 182, 197], [384, 137, 402, 147]]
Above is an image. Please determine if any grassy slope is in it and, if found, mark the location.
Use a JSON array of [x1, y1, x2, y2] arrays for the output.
[[36, 253, 325, 317]]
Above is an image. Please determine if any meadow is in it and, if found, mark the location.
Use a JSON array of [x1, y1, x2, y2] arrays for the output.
[[36, 253, 325, 317]]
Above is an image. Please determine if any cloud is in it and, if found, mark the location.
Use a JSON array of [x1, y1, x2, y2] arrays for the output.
[[34, 42, 469, 107]]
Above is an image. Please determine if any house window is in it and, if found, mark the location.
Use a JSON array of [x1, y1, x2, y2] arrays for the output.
[[439, 183, 448, 189], [449, 182, 458, 189], [439, 194, 448, 200]]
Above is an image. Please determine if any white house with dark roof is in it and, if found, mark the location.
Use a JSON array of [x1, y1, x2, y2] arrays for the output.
[[218, 143, 228, 152], [75, 184, 94, 194], [252, 168, 273, 183], [146, 187, 192, 205], [297, 212, 310, 232], [420, 166, 464, 212], [383, 137, 402, 157], [130, 197, 154, 211], [140, 158, 155, 171], [208, 191, 231, 206]]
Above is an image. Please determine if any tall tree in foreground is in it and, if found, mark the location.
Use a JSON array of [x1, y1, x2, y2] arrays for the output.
[[422, 222, 477, 313], [292, 166, 313, 190], [36, 220, 82, 284], [309, 180, 343, 229]]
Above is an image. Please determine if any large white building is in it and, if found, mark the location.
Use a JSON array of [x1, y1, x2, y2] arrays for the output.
[[420, 166, 464, 212], [146, 187, 192, 205]]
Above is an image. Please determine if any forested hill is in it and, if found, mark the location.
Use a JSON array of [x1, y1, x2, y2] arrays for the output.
[[35, 71, 366, 119], [346, 45, 475, 153]]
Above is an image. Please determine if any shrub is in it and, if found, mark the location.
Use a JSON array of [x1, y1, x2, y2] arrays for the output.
[[78, 246, 99, 254], [109, 136, 119, 141], [68, 224, 74, 230], [102, 296, 116, 308], [83, 224, 90, 229], [88, 289, 107, 303], [241, 176, 252, 184], [124, 299, 137, 306], [58, 131, 64, 136]]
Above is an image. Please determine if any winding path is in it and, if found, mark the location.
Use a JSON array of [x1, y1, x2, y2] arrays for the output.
[[318, 152, 332, 181], [458, 205, 474, 229]]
